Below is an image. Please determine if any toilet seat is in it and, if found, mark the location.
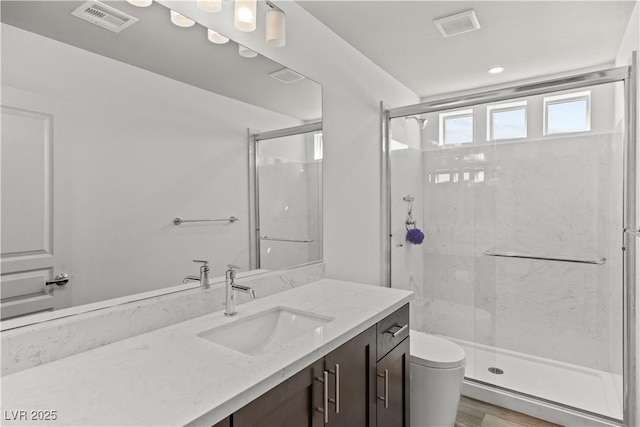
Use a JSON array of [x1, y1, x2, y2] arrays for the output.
[[410, 330, 466, 369]]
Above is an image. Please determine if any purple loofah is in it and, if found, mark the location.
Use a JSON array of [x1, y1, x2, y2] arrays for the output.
[[406, 228, 425, 245]]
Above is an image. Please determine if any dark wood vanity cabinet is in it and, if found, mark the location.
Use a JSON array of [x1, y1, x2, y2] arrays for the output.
[[323, 326, 376, 427], [233, 358, 325, 427], [212, 417, 230, 427], [376, 338, 410, 427], [233, 328, 376, 427], [376, 304, 410, 427], [228, 305, 409, 427]]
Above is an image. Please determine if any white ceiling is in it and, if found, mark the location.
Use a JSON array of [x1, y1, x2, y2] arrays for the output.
[[298, 1, 636, 98], [3, 1, 634, 115]]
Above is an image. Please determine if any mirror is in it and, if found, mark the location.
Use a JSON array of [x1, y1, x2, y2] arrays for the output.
[[0, 0, 322, 324]]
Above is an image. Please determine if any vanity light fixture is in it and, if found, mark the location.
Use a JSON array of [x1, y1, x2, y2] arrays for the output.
[[265, 2, 285, 47], [488, 66, 505, 74], [170, 10, 195, 27], [208, 29, 230, 44], [239, 44, 258, 58], [126, 0, 152, 7], [163, 1, 286, 51], [196, 0, 222, 13], [234, 0, 257, 32]]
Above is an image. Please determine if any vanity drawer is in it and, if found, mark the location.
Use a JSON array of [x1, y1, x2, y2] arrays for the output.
[[376, 303, 409, 360]]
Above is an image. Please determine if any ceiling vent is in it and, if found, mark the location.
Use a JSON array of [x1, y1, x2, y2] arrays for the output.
[[434, 10, 481, 38], [269, 68, 306, 84], [70, 1, 138, 33]]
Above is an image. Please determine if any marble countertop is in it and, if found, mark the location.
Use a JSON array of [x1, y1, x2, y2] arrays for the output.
[[1, 279, 412, 426]]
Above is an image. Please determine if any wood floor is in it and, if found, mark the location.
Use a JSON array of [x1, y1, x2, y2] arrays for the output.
[[455, 396, 562, 427]]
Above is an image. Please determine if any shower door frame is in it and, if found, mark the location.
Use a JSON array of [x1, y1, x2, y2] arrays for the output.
[[382, 62, 637, 426]]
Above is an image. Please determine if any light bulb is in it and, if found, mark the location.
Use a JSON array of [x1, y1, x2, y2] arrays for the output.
[[488, 66, 505, 74], [197, 0, 221, 13], [208, 29, 229, 44], [170, 10, 195, 28], [238, 45, 258, 58], [234, 0, 256, 32], [126, 0, 152, 6], [266, 8, 285, 48]]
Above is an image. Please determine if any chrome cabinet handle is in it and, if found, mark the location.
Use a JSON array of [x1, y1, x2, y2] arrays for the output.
[[385, 323, 408, 337], [328, 364, 340, 414], [377, 369, 389, 409], [315, 371, 329, 424], [45, 273, 69, 287]]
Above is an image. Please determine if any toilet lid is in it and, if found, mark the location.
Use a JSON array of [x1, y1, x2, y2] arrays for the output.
[[410, 330, 466, 369]]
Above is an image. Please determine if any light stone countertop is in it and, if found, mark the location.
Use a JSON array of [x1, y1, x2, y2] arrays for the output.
[[1, 279, 412, 426]]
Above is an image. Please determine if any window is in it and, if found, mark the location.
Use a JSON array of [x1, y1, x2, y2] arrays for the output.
[[544, 91, 591, 135], [439, 109, 473, 145], [487, 101, 527, 140]]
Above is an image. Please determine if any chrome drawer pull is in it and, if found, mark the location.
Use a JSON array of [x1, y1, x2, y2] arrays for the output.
[[385, 323, 408, 337], [315, 371, 329, 424], [377, 369, 389, 409]]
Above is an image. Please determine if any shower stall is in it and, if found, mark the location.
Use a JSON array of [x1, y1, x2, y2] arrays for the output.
[[384, 65, 636, 425]]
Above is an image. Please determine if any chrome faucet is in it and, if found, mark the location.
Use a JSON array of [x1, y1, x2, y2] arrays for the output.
[[183, 260, 210, 288], [225, 264, 255, 316]]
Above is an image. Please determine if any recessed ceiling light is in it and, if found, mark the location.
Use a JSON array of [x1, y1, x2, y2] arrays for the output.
[[488, 66, 505, 74]]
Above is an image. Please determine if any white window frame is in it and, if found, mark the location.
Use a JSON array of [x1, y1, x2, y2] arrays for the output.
[[486, 101, 527, 141], [439, 109, 474, 146], [543, 91, 591, 135]]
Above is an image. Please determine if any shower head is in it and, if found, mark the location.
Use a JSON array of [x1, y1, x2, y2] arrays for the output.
[[405, 115, 429, 129]]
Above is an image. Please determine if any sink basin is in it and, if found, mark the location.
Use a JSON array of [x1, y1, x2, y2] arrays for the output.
[[198, 307, 333, 356]]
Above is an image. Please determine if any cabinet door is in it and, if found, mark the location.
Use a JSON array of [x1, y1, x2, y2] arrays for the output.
[[233, 358, 325, 427], [376, 337, 410, 427], [323, 326, 376, 427], [212, 417, 230, 427]]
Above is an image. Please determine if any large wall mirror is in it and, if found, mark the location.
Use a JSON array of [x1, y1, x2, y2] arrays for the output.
[[0, 0, 322, 325]]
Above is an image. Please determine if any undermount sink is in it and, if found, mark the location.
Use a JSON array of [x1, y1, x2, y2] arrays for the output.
[[198, 307, 334, 356]]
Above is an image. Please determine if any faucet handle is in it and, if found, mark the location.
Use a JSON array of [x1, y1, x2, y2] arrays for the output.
[[226, 264, 241, 271], [193, 260, 210, 271]]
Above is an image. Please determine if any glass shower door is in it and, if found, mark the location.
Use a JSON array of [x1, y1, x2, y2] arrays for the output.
[[475, 81, 624, 419], [256, 130, 323, 271]]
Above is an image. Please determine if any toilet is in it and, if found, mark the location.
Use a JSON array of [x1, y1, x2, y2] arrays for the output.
[[410, 330, 466, 427]]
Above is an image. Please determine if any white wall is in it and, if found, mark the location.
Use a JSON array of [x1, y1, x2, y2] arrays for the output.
[[161, 1, 421, 286], [2, 24, 301, 306]]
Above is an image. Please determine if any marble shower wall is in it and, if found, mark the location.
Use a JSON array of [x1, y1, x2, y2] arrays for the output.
[[389, 117, 424, 330], [415, 133, 623, 371]]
